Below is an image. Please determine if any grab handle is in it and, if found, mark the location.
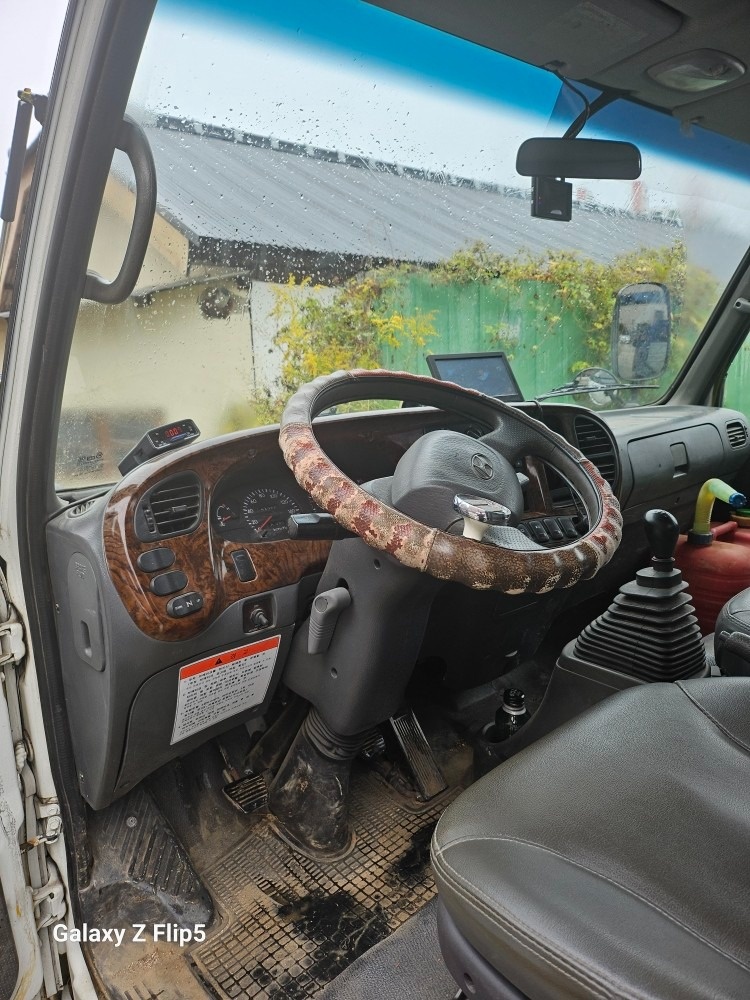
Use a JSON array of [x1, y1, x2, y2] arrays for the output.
[[83, 115, 156, 304]]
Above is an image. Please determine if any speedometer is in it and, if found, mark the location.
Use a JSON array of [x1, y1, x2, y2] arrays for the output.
[[242, 487, 302, 541]]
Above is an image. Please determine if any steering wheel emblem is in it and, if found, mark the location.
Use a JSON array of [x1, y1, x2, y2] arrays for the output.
[[471, 453, 494, 480]]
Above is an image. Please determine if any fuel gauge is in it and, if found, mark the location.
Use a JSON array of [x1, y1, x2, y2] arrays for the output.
[[215, 503, 238, 527]]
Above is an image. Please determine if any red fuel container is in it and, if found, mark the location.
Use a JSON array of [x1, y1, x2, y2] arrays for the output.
[[675, 518, 750, 635]]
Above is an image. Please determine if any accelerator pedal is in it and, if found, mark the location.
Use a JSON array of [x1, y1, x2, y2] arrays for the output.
[[222, 772, 268, 814], [389, 710, 448, 801]]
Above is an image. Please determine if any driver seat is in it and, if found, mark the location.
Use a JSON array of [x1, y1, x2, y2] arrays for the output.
[[431, 678, 750, 999]]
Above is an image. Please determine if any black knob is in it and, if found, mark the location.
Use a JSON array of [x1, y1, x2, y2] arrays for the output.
[[644, 508, 679, 565], [249, 608, 270, 629], [503, 688, 526, 710]]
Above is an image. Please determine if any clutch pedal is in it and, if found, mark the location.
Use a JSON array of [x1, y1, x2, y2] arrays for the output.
[[389, 710, 447, 801], [223, 772, 268, 814]]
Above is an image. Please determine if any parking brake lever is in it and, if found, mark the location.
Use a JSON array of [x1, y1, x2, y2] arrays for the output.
[[453, 494, 511, 541]]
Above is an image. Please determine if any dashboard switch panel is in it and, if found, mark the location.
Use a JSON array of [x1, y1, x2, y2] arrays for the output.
[[558, 516, 580, 539], [150, 570, 188, 596], [519, 516, 584, 546], [167, 591, 204, 617], [543, 517, 565, 541], [527, 520, 550, 543], [231, 549, 257, 582], [137, 547, 176, 573]]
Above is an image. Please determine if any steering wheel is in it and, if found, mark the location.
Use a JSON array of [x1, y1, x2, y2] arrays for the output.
[[279, 370, 621, 594]]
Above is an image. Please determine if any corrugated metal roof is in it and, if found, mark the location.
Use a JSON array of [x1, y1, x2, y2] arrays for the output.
[[135, 119, 682, 269]]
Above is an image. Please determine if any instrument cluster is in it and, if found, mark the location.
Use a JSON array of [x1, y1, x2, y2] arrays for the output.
[[212, 479, 321, 542]]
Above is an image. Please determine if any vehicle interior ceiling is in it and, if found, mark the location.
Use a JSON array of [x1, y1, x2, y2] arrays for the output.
[[32, 0, 750, 997]]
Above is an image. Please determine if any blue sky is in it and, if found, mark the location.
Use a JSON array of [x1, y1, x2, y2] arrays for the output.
[[170, 0, 563, 113], [0, 0, 67, 182], [167, 0, 750, 179]]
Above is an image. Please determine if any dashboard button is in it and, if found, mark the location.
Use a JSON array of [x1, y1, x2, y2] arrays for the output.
[[150, 571, 188, 596], [231, 549, 257, 582], [543, 517, 564, 541], [137, 547, 175, 573], [528, 519, 550, 543], [167, 592, 204, 618], [559, 516, 580, 539]]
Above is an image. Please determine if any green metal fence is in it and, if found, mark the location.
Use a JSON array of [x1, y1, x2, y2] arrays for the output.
[[725, 341, 750, 421], [379, 274, 590, 399]]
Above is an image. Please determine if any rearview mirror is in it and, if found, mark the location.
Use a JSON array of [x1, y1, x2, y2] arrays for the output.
[[516, 138, 642, 180], [612, 283, 671, 382]]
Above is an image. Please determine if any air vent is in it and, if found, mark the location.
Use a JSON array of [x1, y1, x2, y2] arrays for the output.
[[68, 498, 97, 518], [574, 415, 618, 488], [135, 473, 202, 540], [726, 420, 748, 449]]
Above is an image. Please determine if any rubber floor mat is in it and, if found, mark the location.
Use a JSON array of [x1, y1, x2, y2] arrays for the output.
[[190, 768, 457, 999]]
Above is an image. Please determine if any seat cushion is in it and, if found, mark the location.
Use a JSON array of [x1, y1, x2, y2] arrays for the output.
[[431, 679, 750, 1000], [715, 585, 750, 673]]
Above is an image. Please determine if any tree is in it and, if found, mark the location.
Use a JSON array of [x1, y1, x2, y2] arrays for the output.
[[259, 273, 436, 421]]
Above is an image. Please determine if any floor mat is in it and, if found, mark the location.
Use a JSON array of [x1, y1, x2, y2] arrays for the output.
[[190, 768, 457, 1000], [317, 898, 456, 1000]]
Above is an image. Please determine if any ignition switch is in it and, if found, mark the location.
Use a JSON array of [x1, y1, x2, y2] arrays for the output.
[[243, 597, 273, 633]]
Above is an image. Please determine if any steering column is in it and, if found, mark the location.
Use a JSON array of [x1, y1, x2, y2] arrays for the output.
[[269, 370, 622, 858]]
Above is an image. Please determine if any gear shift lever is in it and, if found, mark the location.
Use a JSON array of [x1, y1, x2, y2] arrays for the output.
[[644, 508, 680, 574], [453, 494, 511, 541], [570, 508, 707, 681]]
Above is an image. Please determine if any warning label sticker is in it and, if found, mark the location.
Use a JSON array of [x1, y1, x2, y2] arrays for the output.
[[171, 635, 281, 745]]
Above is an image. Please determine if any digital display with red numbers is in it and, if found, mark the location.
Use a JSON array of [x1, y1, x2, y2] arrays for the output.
[[149, 419, 200, 450], [118, 419, 200, 476]]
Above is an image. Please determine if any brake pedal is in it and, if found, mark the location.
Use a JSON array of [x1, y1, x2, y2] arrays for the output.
[[359, 728, 387, 760], [223, 773, 268, 814], [389, 710, 448, 801]]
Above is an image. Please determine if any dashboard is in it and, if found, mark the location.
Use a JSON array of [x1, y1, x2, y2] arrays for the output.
[[45, 399, 750, 810], [85, 401, 750, 642]]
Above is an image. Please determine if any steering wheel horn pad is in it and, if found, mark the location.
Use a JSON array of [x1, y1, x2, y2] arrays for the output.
[[389, 429, 523, 531], [279, 370, 622, 594]]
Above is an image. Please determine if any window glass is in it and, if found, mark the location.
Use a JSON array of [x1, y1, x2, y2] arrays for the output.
[[725, 339, 750, 423], [56, 0, 750, 487]]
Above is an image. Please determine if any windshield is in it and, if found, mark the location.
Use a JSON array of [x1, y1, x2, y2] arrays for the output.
[[56, 0, 750, 487]]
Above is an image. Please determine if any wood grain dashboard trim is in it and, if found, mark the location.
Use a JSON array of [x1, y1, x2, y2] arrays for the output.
[[103, 429, 331, 640]]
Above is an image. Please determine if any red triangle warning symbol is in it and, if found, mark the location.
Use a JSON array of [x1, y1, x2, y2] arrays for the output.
[[215, 658, 223, 665]]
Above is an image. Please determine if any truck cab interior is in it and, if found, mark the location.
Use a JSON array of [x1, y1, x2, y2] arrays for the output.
[[4, 1, 750, 998]]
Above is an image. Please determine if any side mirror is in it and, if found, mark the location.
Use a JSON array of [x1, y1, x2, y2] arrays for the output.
[[612, 282, 671, 382]]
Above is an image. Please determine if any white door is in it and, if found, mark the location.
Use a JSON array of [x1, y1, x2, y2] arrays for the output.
[[0, 620, 44, 999]]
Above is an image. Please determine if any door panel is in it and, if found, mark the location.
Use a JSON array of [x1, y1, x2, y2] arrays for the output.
[[0, 682, 41, 1000]]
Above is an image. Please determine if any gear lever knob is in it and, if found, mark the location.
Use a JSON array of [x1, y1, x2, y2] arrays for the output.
[[644, 508, 679, 569], [453, 494, 511, 541]]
